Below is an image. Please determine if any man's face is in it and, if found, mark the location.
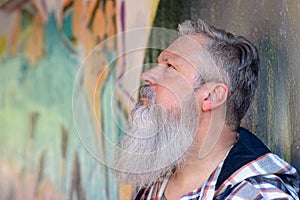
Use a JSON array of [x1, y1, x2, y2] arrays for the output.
[[141, 36, 205, 110], [112, 36, 208, 187]]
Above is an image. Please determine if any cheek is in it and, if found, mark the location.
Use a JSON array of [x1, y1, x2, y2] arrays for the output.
[[155, 78, 194, 109], [155, 86, 178, 109]]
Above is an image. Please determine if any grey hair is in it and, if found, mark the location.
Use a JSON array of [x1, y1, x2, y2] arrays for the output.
[[178, 19, 259, 127]]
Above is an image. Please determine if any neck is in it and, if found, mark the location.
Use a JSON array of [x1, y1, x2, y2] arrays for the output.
[[165, 125, 237, 199]]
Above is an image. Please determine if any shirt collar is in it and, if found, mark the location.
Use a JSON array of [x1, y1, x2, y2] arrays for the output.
[[215, 127, 271, 190]]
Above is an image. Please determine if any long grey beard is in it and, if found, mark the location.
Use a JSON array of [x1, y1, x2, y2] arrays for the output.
[[112, 87, 199, 187]]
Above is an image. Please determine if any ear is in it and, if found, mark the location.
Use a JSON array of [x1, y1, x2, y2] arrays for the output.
[[202, 83, 228, 112]]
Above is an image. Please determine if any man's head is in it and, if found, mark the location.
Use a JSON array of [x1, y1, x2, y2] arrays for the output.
[[112, 19, 259, 187], [178, 19, 259, 127]]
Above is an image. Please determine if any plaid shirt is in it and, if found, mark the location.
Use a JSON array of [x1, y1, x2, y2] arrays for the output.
[[135, 128, 300, 200]]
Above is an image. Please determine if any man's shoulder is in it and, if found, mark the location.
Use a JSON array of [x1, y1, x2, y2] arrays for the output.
[[216, 127, 299, 199], [216, 152, 300, 199], [216, 175, 299, 199]]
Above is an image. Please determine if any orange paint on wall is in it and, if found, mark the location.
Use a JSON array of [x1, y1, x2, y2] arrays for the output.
[[23, 11, 45, 65], [9, 11, 21, 56], [92, 7, 106, 43], [119, 184, 133, 200]]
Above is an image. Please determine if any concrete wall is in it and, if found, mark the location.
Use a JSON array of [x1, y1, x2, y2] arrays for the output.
[[0, 0, 299, 199]]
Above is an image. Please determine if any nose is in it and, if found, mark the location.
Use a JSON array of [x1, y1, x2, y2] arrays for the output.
[[141, 65, 163, 85]]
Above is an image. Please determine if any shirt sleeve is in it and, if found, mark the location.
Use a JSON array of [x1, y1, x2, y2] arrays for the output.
[[224, 175, 299, 200]]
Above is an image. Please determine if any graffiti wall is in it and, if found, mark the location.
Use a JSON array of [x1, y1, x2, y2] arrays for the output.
[[0, 0, 299, 199]]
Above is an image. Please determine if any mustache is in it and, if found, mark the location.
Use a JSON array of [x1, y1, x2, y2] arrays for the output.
[[135, 86, 155, 107]]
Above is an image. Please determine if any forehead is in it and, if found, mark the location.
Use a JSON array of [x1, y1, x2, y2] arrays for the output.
[[161, 35, 221, 82], [161, 35, 214, 72], [165, 35, 208, 56]]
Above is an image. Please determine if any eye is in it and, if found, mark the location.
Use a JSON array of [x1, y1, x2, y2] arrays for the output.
[[167, 63, 176, 70]]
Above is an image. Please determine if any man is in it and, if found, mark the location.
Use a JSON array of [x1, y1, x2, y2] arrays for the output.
[[113, 19, 300, 199]]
